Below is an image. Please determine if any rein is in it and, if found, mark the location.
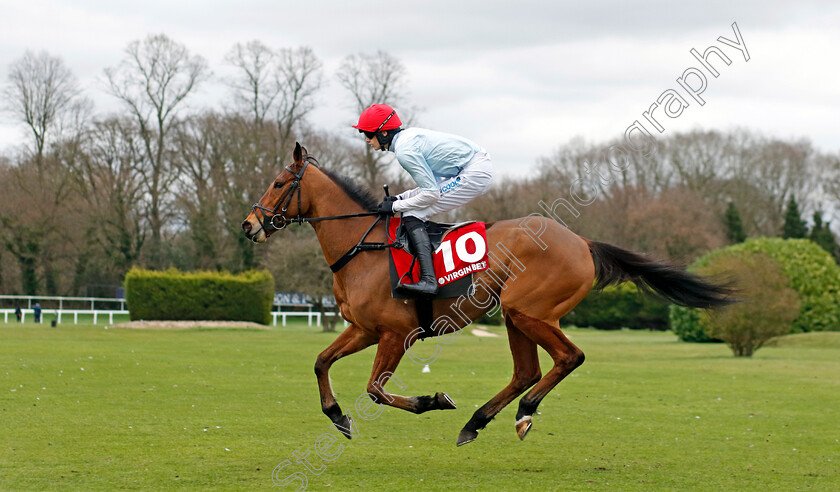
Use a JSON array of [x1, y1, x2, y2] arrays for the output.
[[250, 156, 400, 272]]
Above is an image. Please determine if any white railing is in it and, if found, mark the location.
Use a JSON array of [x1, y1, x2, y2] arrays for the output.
[[3, 308, 345, 327], [1, 294, 346, 327], [271, 311, 347, 327], [0, 308, 129, 324], [0, 295, 126, 310], [272, 310, 320, 326]]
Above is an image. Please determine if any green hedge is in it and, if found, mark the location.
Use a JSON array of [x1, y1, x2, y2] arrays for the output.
[[125, 268, 275, 325], [564, 283, 669, 330], [670, 238, 840, 342]]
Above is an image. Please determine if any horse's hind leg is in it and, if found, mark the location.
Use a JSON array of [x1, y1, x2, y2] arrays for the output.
[[315, 324, 377, 438], [364, 331, 457, 415], [456, 313, 541, 446], [507, 308, 585, 440]]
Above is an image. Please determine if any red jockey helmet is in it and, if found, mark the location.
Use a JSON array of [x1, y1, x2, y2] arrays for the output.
[[352, 104, 403, 132]]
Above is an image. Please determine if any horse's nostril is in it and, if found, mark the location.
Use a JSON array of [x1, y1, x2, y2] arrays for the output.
[[242, 220, 252, 233]]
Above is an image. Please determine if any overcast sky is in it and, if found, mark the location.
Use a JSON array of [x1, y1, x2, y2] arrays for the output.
[[1, 0, 839, 178]]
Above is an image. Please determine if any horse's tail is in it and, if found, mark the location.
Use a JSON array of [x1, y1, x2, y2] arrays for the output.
[[586, 240, 734, 309]]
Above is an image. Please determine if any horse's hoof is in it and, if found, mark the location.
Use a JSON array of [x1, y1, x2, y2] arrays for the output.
[[456, 428, 478, 446], [333, 413, 355, 440], [436, 392, 457, 410], [515, 416, 532, 440]]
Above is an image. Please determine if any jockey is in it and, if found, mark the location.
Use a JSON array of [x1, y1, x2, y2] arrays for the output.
[[353, 103, 493, 296]]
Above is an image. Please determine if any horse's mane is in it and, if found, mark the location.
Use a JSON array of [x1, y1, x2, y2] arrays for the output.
[[320, 168, 380, 212]]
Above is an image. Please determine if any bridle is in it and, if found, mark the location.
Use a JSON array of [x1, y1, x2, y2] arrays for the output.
[[249, 155, 398, 272], [250, 156, 317, 235]]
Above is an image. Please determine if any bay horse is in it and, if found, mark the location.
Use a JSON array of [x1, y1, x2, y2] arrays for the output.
[[241, 143, 731, 446]]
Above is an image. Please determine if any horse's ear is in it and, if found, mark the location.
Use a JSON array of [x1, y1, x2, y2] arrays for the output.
[[293, 142, 303, 163]]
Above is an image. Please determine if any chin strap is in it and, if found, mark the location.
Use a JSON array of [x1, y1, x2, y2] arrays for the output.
[[376, 127, 402, 152]]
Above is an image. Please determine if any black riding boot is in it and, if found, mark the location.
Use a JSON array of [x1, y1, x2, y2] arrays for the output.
[[397, 218, 439, 297]]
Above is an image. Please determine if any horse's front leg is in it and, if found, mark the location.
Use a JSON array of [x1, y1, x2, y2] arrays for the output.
[[365, 331, 457, 414], [314, 324, 377, 439]]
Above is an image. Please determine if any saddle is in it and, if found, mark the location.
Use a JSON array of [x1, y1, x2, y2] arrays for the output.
[[388, 218, 489, 300]]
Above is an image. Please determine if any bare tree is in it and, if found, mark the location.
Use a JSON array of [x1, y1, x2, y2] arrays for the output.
[[104, 34, 209, 268], [224, 42, 323, 193], [1, 51, 89, 293], [625, 187, 726, 262], [1, 50, 86, 221], [207, 113, 282, 271], [224, 40, 279, 127], [536, 129, 824, 244], [651, 130, 817, 236], [171, 111, 287, 272], [225, 43, 322, 153], [66, 117, 147, 276], [0, 159, 50, 294], [2, 51, 82, 166], [274, 47, 323, 152], [747, 137, 817, 234], [336, 51, 412, 190], [822, 152, 840, 227], [221, 44, 324, 268], [337, 51, 407, 113], [172, 112, 235, 270]]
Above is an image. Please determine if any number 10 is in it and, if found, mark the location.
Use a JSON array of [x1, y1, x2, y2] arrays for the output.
[[436, 232, 487, 273]]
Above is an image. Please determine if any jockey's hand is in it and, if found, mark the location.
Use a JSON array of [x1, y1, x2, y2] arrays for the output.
[[376, 197, 396, 215]]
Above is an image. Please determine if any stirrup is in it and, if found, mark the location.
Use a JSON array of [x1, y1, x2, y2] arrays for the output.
[[396, 278, 439, 296]]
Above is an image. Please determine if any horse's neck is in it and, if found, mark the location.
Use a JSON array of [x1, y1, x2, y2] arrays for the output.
[[307, 175, 384, 268]]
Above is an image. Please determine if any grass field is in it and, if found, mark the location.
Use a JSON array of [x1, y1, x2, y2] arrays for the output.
[[1, 321, 838, 491]]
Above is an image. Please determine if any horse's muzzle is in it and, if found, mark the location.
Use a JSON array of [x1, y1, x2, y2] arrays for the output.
[[242, 218, 266, 243]]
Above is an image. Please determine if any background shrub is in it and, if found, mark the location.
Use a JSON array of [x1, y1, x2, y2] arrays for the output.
[[563, 283, 669, 330], [703, 251, 801, 356], [671, 238, 840, 342], [125, 268, 275, 325]]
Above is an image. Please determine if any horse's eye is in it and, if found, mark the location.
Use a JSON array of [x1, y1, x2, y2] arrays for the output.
[[274, 181, 284, 189]]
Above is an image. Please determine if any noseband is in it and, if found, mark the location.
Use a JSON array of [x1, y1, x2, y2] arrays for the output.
[[251, 157, 315, 235]]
